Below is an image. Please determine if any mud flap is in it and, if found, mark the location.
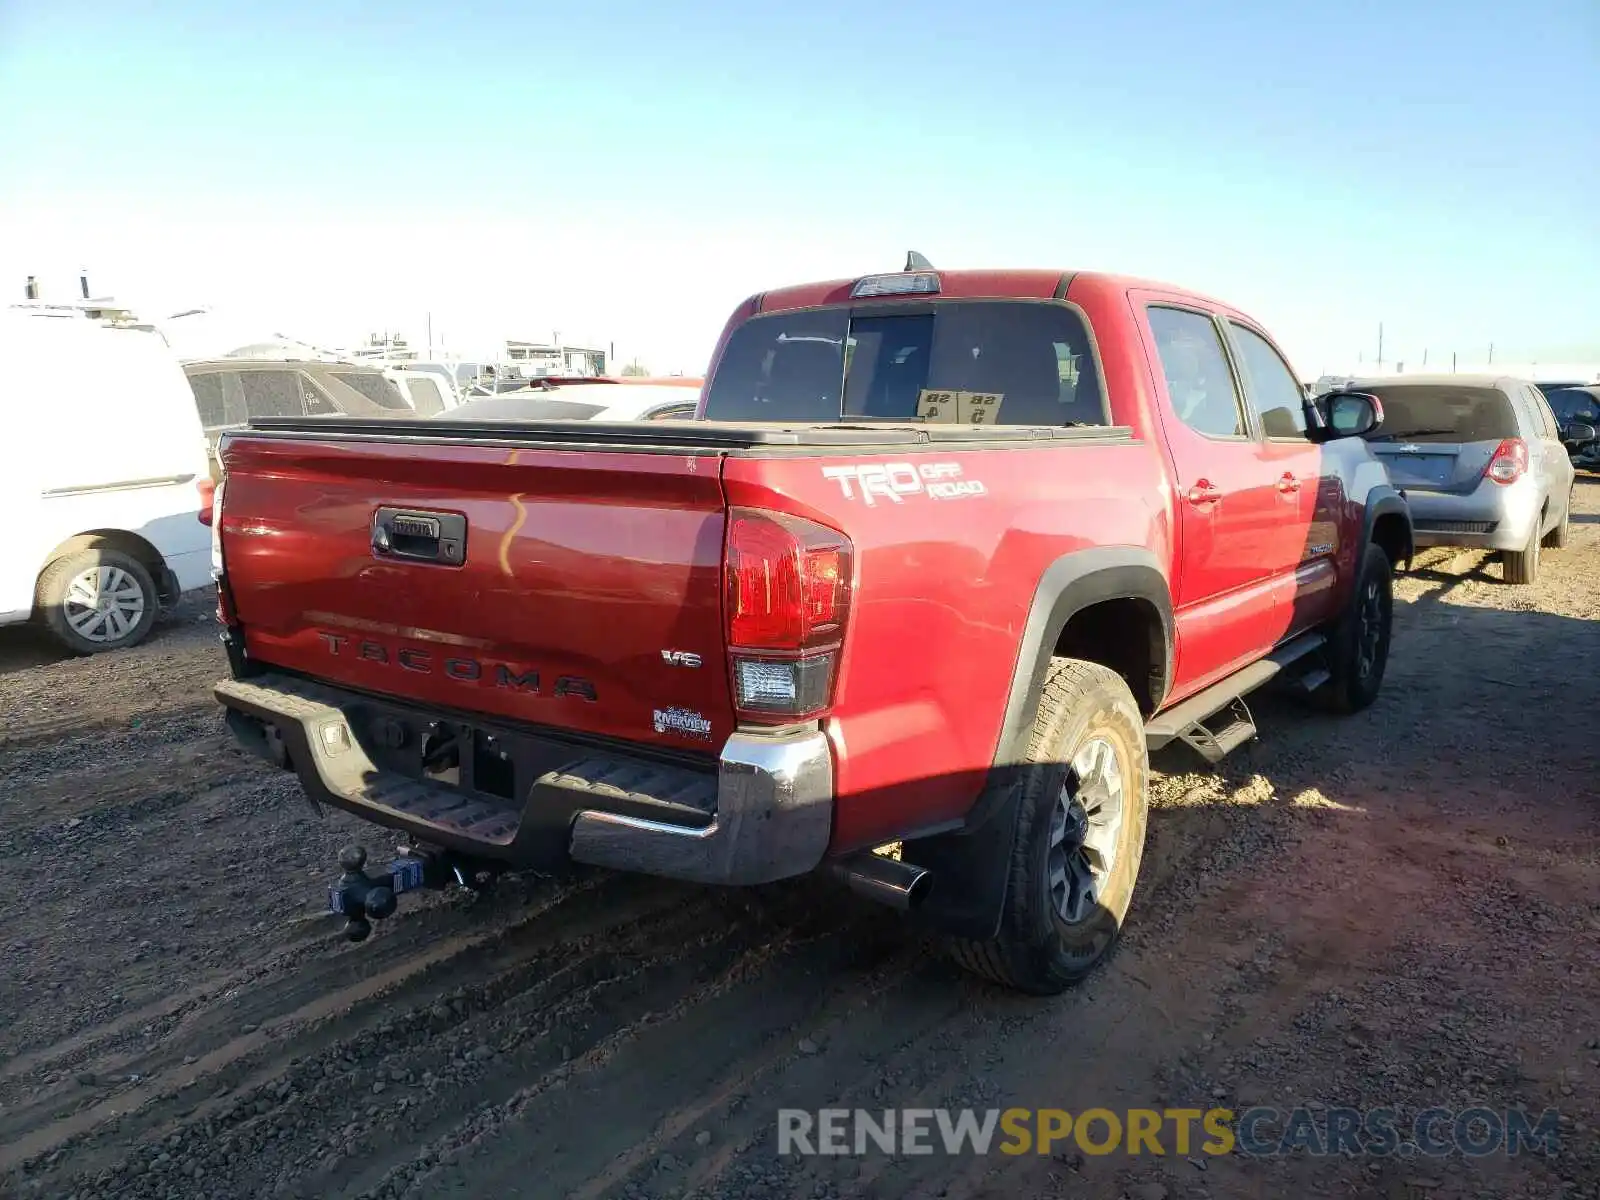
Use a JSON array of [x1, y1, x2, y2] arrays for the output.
[[902, 780, 1025, 941]]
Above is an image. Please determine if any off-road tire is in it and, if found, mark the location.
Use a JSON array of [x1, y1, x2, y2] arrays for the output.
[[1316, 542, 1394, 714], [945, 659, 1149, 995], [1542, 496, 1571, 550], [36, 548, 160, 655], [1501, 522, 1541, 585]]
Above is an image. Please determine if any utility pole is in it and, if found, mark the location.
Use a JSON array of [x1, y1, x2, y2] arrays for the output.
[[1422, 348, 1428, 367], [1377, 322, 1384, 366], [1452, 351, 1457, 373], [426, 312, 433, 359], [1488, 343, 1494, 365]]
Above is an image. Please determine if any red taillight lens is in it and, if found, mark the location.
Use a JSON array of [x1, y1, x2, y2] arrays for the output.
[[725, 508, 853, 721], [726, 510, 850, 651], [197, 477, 216, 525], [1485, 438, 1528, 485]]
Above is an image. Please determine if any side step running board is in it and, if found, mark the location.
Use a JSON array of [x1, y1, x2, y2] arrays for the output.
[[1173, 697, 1256, 765], [1146, 630, 1327, 757]]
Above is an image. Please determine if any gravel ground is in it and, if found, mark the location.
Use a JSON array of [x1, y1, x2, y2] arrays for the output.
[[2, 480, 1598, 1200]]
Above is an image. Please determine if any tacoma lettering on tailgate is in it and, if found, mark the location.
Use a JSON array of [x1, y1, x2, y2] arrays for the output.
[[316, 632, 597, 700]]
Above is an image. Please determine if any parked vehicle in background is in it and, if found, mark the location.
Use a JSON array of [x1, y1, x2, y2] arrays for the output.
[[386, 362, 462, 410], [184, 358, 417, 474], [1545, 385, 1600, 471], [385, 367, 455, 416], [1339, 375, 1575, 583], [1534, 380, 1594, 399], [210, 258, 1411, 993], [441, 377, 702, 423], [1, 304, 212, 653]]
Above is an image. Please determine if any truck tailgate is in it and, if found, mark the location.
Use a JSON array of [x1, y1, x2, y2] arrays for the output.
[[218, 431, 734, 752]]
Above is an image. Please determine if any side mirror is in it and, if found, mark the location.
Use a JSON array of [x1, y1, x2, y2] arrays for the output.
[[1313, 390, 1384, 440], [1564, 421, 1598, 445]]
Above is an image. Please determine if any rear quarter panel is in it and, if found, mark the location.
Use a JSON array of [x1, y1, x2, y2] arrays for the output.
[[726, 441, 1172, 854]]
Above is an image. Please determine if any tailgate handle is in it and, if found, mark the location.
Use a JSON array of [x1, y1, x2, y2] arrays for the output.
[[372, 507, 467, 566]]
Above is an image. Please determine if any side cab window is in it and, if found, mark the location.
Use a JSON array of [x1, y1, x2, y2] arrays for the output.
[[1146, 306, 1248, 439], [1227, 322, 1309, 439]]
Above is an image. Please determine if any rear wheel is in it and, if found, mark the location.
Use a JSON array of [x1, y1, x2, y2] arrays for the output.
[[1316, 542, 1393, 714], [945, 660, 1149, 994], [1542, 494, 1571, 549], [1501, 521, 1541, 585], [36, 548, 160, 654]]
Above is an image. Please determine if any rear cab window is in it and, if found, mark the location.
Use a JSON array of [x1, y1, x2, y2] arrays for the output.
[[701, 300, 1108, 427], [1358, 385, 1520, 444]]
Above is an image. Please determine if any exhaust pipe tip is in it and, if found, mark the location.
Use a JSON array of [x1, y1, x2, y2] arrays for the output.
[[827, 851, 933, 913]]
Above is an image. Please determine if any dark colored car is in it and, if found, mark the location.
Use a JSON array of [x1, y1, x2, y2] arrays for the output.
[[1545, 385, 1600, 470]]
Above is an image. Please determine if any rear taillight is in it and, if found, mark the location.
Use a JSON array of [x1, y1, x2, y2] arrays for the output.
[[210, 476, 231, 624], [1485, 438, 1528, 485], [197, 477, 216, 525], [724, 508, 853, 722]]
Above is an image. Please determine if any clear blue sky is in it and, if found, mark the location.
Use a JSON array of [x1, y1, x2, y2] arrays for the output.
[[2, 0, 1595, 374]]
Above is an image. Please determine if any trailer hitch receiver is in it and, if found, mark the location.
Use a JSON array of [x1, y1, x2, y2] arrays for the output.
[[329, 844, 502, 941]]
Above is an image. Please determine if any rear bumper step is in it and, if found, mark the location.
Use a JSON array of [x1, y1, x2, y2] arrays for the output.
[[215, 674, 834, 886]]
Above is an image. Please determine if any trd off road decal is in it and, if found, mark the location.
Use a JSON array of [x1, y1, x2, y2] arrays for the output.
[[821, 461, 987, 507]]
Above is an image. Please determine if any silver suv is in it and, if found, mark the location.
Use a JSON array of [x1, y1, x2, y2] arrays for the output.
[[1343, 374, 1575, 584]]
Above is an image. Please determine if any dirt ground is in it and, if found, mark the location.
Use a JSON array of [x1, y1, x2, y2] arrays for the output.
[[3, 482, 1597, 1200]]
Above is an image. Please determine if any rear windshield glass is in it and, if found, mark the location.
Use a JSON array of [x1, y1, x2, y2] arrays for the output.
[[331, 371, 411, 411], [1548, 389, 1600, 423], [703, 301, 1106, 427], [445, 396, 607, 421], [1361, 385, 1519, 443]]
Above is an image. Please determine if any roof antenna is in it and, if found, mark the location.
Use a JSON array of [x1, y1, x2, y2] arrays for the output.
[[904, 250, 934, 271]]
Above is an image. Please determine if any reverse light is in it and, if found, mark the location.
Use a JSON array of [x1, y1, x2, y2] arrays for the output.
[[724, 508, 853, 722], [1485, 438, 1528, 485], [850, 272, 940, 299]]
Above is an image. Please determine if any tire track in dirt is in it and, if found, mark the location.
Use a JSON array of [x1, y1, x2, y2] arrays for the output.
[[2, 873, 705, 1177]]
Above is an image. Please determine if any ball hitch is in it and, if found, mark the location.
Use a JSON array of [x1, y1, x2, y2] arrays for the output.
[[328, 843, 499, 942], [330, 845, 408, 942]]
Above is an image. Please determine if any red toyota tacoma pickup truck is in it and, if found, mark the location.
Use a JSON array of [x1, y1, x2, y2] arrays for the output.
[[210, 260, 1412, 994]]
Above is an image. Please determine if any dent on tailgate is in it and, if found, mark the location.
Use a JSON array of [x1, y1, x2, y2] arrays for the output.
[[219, 434, 736, 752]]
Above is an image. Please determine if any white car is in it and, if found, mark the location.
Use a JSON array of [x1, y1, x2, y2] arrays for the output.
[[1, 305, 214, 653], [437, 380, 703, 423], [386, 363, 461, 412]]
